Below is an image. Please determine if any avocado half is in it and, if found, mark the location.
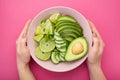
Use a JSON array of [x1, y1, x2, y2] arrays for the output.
[[65, 37, 88, 61]]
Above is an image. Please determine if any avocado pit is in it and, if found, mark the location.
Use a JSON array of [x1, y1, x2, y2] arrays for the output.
[[72, 42, 84, 55]]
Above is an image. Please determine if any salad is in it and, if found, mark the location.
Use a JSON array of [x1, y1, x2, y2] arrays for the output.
[[33, 13, 88, 64]]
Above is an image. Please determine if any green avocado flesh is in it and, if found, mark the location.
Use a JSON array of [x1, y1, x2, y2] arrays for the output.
[[57, 15, 76, 23], [65, 37, 88, 61]]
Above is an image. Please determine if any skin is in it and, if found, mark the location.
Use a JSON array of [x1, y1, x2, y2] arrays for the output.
[[16, 19, 35, 80], [87, 20, 106, 80], [16, 19, 106, 80]]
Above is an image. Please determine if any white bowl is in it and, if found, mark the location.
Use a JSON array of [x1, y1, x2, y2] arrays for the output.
[[27, 6, 92, 72]]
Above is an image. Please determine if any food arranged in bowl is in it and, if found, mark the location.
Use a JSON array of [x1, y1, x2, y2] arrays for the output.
[[33, 13, 88, 64], [27, 6, 92, 72]]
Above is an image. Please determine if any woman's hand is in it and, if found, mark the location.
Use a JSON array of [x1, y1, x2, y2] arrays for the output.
[[16, 20, 31, 67], [87, 20, 106, 80], [16, 19, 35, 80], [87, 20, 105, 67]]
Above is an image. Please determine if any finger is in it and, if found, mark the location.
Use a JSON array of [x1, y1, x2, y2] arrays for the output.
[[92, 35, 100, 48], [88, 20, 100, 36], [19, 19, 31, 39], [88, 20, 94, 33], [21, 37, 27, 47], [16, 37, 27, 48], [88, 20, 104, 44], [98, 39, 105, 55]]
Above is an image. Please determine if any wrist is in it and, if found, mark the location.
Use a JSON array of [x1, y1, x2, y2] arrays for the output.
[[87, 63, 101, 72], [87, 60, 101, 68], [17, 59, 29, 71], [17, 63, 29, 71], [87, 62, 106, 80]]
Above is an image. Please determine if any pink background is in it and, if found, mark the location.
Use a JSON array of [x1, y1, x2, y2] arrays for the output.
[[0, 0, 120, 80]]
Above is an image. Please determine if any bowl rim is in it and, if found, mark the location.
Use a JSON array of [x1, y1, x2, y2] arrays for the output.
[[28, 6, 92, 72]]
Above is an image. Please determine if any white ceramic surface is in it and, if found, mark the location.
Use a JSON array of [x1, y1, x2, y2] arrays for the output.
[[27, 6, 92, 72]]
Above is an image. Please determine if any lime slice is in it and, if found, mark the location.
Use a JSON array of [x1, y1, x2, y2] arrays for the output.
[[50, 13, 61, 23], [35, 47, 51, 60], [40, 36, 55, 52], [35, 25, 41, 35], [45, 19, 54, 34], [33, 35, 43, 42], [35, 23, 46, 35]]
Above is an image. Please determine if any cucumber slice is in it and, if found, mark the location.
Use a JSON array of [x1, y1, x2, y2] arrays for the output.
[[55, 53, 61, 62], [56, 43, 66, 48], [51, 52, 59, 64], [57, 47, 66, 53], [54, 34, 63, 41], [35, 47, 51, 61], [55, 40, 65, 44], [54, 31, 60, 36], [40, 36, 55, 52], [57, 15, 76, 23], [59, 54, 65, 61], [59, 52, 65, 57]]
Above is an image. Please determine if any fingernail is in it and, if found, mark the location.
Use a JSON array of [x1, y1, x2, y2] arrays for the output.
[[92, 41, 94, 46]]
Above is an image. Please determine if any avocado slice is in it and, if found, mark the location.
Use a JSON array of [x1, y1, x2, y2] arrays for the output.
[[57, 15, 76, 23], [63, 36, 75, 42], [59, 28, 82, 36], [55, 20, 76, 27], [56, 25, 82, 33], [56, 21, 82, 31], [65, 37, 88, 61], [60, 30, 82, 37], [60, 31, 79, 39]]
